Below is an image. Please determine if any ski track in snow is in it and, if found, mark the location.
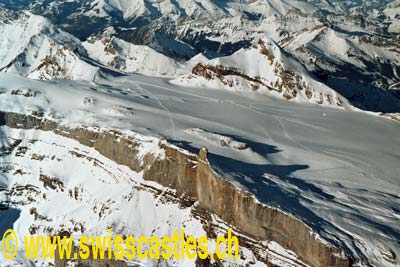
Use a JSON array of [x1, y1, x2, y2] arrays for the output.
[[0, 73, 399, 266], [109, 76, 400, 267], [135, 83, 177, 140], [274, 115, 313, 153]]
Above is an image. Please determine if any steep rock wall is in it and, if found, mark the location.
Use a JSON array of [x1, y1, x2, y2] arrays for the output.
[[0, 112, 352, 267]]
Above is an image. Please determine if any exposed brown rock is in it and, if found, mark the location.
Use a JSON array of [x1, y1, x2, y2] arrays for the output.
[[192, 63, 276, 91], [258, 39, 275, 64], [0, 112, 352, 267], [39, 174, 64, 192]]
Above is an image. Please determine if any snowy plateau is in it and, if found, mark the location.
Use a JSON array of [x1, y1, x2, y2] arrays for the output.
[[0, 1, 399, 267]]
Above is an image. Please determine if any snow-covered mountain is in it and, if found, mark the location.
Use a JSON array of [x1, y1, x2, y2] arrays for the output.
[[0, 69, 399, 267], [1, 0, 398, 114], [83, 28, 181, 77], [1, 122, 306, 267], [0, 73, 355, 267], [0, 2, 400, 267], [174, 37, 349, 108], [0, 8, 99, 81], [276, 9, 400, 113]]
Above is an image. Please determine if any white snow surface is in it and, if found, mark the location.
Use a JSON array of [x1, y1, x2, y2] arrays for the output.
[[0, 72, 399, 267], [0, 127, 290, 267], [0, 11, 99, 81], [91, 0, 313, 20], [172, 37, 352, 109], [83, 35, 180, 77]]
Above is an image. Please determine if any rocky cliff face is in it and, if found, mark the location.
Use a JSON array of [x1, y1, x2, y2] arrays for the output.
[[0, 111, 352, 267]]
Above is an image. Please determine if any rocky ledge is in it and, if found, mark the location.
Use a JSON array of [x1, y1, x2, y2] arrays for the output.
[[0, 111, 352, 267]]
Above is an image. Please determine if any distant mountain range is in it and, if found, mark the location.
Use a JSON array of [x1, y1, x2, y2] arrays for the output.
[[1, 2, 400, 267], [0, 0, 399, 114]]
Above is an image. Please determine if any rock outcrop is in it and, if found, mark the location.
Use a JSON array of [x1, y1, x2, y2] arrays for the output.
[[0, 111, 352, 267]]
